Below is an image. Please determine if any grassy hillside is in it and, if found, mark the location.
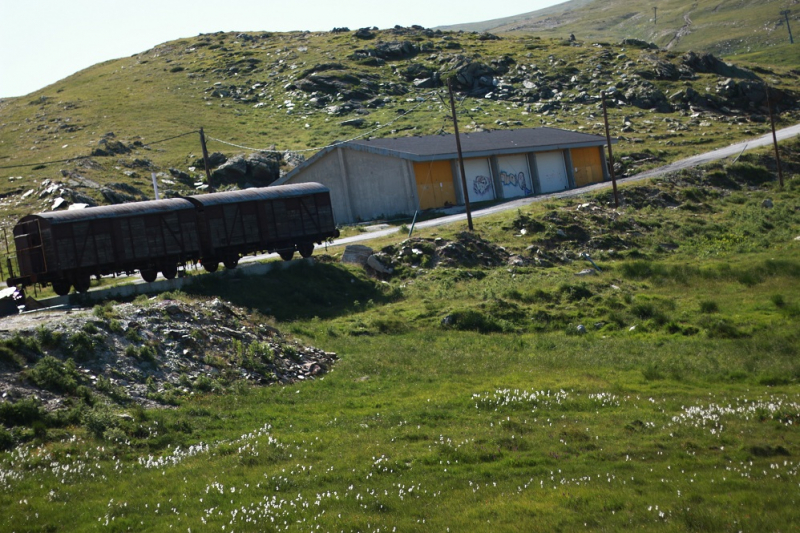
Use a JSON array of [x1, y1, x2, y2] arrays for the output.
[[441, 0, 799, 60], [0, 26, 798, 239], [0, 136, 798, 531]]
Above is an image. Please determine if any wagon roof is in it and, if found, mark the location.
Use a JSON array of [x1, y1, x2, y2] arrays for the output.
[[20, 198, 195, 225], [188, 182, 329, 207]]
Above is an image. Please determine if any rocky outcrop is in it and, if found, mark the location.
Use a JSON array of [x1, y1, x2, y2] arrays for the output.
[[621, 38, 659, 49], [682, 51, 758, 80], [90, 133, 134, 157], [210, 152, 282, 188]]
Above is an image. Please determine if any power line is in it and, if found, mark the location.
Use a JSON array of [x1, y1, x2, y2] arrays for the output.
[[0, 155, 91, 171], [142, 129, 200, 147], [0, 130, 199, 171]]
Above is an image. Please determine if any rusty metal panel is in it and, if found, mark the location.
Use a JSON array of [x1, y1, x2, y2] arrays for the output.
[[188, 182, 330, 207], [26, 198, 195, 225]]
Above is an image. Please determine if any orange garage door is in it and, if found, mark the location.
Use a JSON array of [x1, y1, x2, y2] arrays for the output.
[[571, 147, 604, 187], [414, 161, 456, 209]]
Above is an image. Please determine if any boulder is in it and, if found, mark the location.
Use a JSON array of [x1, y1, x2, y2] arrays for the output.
[[354, 28, 376, 39], [101, 188, 138, 204], [366, 254, 393, 274], [682, 51, 757, 80], [211, 156, 248, 183], [341, 245, 374, 266], [340, 118, 366, 127], [245, 152, 281, 186], [90, 135, 132, 157], [623, 84, 670, 111], [620, 38, 658, 49], [194, 152, 227, 169]]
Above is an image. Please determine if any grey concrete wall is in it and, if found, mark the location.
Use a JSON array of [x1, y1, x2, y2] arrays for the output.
[[341, 150, 415, 222], [285, 149, 416, 224], [283, 150, 354, 224]]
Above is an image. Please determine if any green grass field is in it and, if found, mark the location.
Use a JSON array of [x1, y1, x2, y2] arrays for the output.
[[1, 139, 799, 531]]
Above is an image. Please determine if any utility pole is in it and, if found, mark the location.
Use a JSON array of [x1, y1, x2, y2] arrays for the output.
[[781, 10, 794, 44], [654, 6, 657, 25], [765, 86, 784, 188], [199, 127, 215, 193], [601, 91, 620, 208], [447, 78, 474, 231]]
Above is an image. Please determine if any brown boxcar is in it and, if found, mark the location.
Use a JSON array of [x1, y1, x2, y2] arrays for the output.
[[8, 198, 200, 295], [7, 182, 339, 295], [187, 182, 338, 268]]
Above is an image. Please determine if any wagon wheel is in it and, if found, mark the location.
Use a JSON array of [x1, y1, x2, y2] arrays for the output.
[[161, 263, 178, 280], [278, 249, 294, 261], [52, 280, 71, 296], [140, 269, 158, 283], [297, 242, 315, 259], [223, 257, 239, 270], [73, 274, 91, 294], [202, 259, 219, 273]]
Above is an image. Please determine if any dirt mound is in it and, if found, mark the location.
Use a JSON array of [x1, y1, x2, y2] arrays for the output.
[[0, 297, 336, 414]]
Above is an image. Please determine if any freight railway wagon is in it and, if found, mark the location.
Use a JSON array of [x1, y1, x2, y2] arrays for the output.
[[7, 183, 339, 295]]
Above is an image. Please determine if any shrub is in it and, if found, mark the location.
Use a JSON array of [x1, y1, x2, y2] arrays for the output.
[[0, 427, 14, 450], [0, 397, 46, 427], [701, 317, 745, 339], [727, 162, 773, 185], [558, 283, 593, 302], [282, 344, 302, 362], [125, 328, 142, 343], [194, 375, 218, 392], [699, 300, 719, 314], [442, 309, 503, 333], [96, 376, 130, 402], [27, 356, 79, 394], [34, 326, 61, 348], [0, 345, 25, 369], [3, 333, 41, 359], [93, 301, 118, 320], [370, 317, 409, 334], [66, 331, 96, 360], [642, 364, 665, 381], [83, 405, 119, 439], [138, 345, 158, 363]]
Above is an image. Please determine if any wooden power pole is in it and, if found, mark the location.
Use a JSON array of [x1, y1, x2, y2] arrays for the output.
[[781, 10, 794, 44], [654, 7, 657, 25], [199, 127, 215, 193], [765, 87, 784, 188], [447, 78, 474, 231], [601, 91, 620, 208]]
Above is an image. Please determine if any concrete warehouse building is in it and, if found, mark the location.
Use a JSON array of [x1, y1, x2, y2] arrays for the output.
[[273, 127, 614, 224]]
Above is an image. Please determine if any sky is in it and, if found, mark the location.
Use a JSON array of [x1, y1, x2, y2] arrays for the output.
[[0, 0, 565, 98]]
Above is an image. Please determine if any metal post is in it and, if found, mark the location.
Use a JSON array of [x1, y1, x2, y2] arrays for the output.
[[766, 86, 784, 188], [601, 91, 620, 208], [408, 210, 419, 238], [199, 127, 215, 193], [151, 172, 160, 200], [447, 78, 474, 231]]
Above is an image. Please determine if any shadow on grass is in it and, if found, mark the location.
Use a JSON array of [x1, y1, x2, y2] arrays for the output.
[[184, 260, 399, 321]]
